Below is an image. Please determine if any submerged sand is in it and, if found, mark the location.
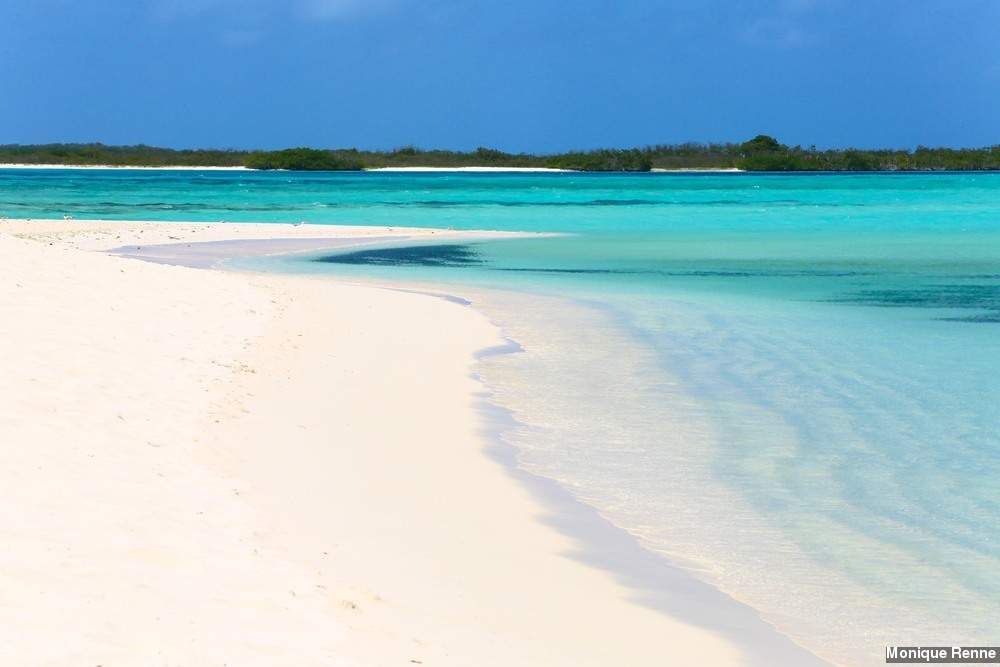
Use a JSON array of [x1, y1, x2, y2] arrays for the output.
[[0, 219, 761, 665]]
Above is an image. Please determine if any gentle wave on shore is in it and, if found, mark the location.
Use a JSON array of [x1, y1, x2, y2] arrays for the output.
[[296, 230, 1000, 666]]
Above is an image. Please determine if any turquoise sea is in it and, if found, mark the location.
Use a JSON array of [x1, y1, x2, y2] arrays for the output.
[[5, 169, 1000, 665]]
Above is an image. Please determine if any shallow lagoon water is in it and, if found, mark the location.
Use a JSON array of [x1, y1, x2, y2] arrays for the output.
[[293, 234, 1000, 665], [6, 169, 1000, 665]]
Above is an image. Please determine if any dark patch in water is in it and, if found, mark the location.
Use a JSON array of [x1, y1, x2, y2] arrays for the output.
[[939, 313, 1000, 323], [314, 243, 482, 267], [675, 269, 873, 277], [497, 267, 640, 275], [314, 244, 878, 280], [830, 284, 1000, 323], [834, 284, 1000, 308], [341, 198, 828, 208], [497, 268, 874, 278]]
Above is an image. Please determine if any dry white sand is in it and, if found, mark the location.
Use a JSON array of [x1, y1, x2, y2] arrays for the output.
[[365, 166, 574, 172], [650, 167, 745, 172], [0, 163, 249, 170], [0, 164, 746, 173], [0, 218, 534, 250], [0, 219, 746, 665], [0, 164, 572, 172]]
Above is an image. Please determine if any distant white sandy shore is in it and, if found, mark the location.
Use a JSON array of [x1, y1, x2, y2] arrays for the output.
[[0, 163, 744, 173], [650, 167, 745, 172], [365, 166, 574, 172], [0, 163, 249, 170], [0, 164, 570, 173], [369, 167, 747, 173], [0, 218, 748, 666]]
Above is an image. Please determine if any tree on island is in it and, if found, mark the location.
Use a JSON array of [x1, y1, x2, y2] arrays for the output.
[[740, 134, 783, 153]]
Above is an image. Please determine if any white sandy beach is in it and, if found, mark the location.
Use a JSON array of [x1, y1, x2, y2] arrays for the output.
[[649, 167, 745, 172], [0, 164, 572, 172], [0, 164, 750, 173], [0, 219, 746, 665], [0, 163, 251, 170], [365, 166, 575, 172]]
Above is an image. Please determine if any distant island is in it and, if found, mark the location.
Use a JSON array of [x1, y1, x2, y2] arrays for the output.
[[2, 136, 999, 172]]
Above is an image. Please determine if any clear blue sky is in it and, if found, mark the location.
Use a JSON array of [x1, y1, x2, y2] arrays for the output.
[[1, 0, 998, 152]]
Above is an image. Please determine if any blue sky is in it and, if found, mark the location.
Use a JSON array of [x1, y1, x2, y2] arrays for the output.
[[1, 0, 998, 151]]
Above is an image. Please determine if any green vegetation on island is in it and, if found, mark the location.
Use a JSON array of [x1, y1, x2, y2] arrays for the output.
[[243, 148, 363, 171], [0, 143, 247, 168], [2, 137, 999, 172], [544, 149, 652, 172], [733, 135, 1000, 171]]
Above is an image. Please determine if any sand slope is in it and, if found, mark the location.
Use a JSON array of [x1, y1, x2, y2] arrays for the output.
[[0, 220, 744, 665]]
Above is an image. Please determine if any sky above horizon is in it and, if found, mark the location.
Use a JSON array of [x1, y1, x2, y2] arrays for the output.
[[1, 0, 998, 152]]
